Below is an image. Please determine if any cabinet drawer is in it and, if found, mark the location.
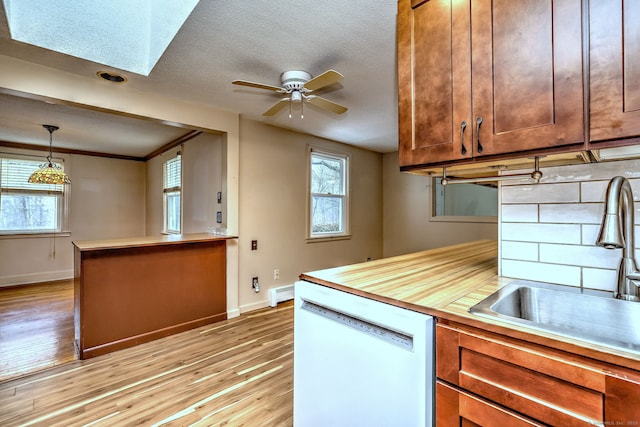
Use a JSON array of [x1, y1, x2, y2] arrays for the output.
[[436, 381, 544, 427], [436, 323, 640, 426]]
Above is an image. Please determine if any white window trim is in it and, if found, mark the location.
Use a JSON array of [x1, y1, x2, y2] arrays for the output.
[[162, 149, 183, 234], [306, 147, 351, 242], [0, 151, 71, 237]]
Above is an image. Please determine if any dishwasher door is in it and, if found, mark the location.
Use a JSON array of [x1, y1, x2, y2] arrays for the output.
[[293, 280, 434, 427]]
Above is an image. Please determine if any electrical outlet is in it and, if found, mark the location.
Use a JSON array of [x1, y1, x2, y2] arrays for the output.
[[252, 276, 260, 293], [251, 240, 258, 250], [274, 269, 280, 280]]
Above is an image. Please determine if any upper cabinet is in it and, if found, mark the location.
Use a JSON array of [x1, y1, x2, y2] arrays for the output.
[[590, 0, 640, 144], [398, 0, 585, 170]]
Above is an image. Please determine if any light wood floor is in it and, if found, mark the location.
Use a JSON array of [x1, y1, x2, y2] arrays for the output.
[[0, 281, 294, 426], [0, 280, 76, 382]]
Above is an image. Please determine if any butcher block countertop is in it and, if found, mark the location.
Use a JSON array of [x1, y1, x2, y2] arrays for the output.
[[73, 232, 237, 251], [300, 239, 640, 370]]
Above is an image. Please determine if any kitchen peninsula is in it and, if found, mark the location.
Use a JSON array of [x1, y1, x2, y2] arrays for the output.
[[298, 240, 640, 425], [73, 233, 234, 359]]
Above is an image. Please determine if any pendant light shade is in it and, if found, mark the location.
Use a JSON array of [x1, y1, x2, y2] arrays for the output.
[[28, 125, 70, 185]]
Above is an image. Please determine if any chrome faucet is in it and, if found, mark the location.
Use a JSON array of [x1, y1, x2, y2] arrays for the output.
[[596, 176, 640, 301]]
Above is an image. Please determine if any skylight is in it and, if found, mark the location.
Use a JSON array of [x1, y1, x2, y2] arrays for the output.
[[2, 0, 200, 76]]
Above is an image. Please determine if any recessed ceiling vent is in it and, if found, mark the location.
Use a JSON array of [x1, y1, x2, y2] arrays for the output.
[[97, 71, 127, 83]]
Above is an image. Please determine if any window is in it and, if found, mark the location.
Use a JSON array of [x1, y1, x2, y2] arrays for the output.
[[431, 177, 498, 222], [0, 155, 68, 234], [309, 150, 349, 238], [163, 153, 182, 234]]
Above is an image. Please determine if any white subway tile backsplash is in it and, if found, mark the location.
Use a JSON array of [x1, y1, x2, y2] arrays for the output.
[[582, 224, 602, 246], [582, 268, 617, 292], [501, 241, 538, 261], [502, 183, 579, 204], [539, 243, 620, 269], [583, 179, 640, 203], [530, 159, 640, 183], [500, 160, 640, 288], [501, 259, 581, 286], [539, 203, 603, 224], [501, 204, 538, 222], [502, 223, 581, 244], [581, 181, 609, 203], [583, 224, 640, 247]]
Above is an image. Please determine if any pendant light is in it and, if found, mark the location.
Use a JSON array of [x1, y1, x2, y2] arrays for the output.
[[28, 124, 70, 184]]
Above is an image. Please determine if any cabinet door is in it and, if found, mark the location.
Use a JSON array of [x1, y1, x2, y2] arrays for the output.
[[590, 0, 640, 143], [471, 0, 584, 156], [397, 0, 472, 169]]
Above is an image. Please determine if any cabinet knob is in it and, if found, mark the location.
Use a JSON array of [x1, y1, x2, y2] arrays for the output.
[[476, 116, 484, 153], [460, 121, 468, 155]]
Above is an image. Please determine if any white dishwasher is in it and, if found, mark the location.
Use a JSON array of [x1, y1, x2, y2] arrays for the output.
[[294, 280, 434, 427]]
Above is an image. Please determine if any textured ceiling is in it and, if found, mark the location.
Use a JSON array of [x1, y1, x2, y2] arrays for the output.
[[0, 1, 399, 157]]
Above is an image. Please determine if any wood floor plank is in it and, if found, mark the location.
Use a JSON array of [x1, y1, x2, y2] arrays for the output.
[[0, 282, 294, 426]]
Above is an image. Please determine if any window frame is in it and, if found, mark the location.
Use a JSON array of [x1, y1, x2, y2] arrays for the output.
[[307, 147, 350, 241], [0, 152, 70, 236], [163, 151, 182, 234]]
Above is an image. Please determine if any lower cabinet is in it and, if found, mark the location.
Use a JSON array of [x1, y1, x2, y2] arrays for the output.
[[436, 322, 640, 426]]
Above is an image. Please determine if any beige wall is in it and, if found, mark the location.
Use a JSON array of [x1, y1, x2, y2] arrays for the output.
[[146, 132, 224, 235], [182, 133, 225, 233], [237, 119, 383, 312], [0, 149, 146, 286], [382, 152, 498, 257]]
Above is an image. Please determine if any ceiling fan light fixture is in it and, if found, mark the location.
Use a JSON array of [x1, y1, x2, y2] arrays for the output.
[[232, 69, 348, 117], [28, 125, 71, 185]]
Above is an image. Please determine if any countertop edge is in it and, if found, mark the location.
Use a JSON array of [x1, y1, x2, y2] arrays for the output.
[[73, 233, 238, 251]]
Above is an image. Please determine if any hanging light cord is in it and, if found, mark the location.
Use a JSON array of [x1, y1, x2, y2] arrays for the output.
[[43, 124, 59, 167]]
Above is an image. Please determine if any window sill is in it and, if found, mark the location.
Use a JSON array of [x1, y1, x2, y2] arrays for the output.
[[0, 231, 72, 240], [429, 216, 497, 224], [306, 234, 352, 243]]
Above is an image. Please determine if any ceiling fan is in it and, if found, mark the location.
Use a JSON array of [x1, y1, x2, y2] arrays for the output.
[[232, 70, 348, 118]]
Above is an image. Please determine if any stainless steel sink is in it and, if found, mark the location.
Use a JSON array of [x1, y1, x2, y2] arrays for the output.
[[469, 280, 640, 355]]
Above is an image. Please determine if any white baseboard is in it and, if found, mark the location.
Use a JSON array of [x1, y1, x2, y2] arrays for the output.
[[226, 308, 241, 319], [238, 300, 270, 314], [0, 270, 73, 288]]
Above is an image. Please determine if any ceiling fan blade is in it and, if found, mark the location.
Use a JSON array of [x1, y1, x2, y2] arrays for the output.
[[304, 70, 344, 92], [263, 98, 290, 116], [307, 96, 348, 115], [232, 80, 283, 92]]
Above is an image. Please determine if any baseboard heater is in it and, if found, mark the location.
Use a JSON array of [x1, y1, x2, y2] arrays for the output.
[[269, 284, 295, 307]]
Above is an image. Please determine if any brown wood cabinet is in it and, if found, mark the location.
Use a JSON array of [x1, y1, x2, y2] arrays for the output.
[[398, 0, 584, 170], [74, 235, 229, 359], [590, 0, 640, 145], [436, 322, 640, 426]]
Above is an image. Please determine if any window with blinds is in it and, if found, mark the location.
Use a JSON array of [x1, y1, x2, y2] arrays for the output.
[[163, 153, 181, 234], [0, 156, 66, 233]]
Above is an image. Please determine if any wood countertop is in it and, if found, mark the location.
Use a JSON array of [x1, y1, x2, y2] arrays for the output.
[[300, 239, 640, 370], [73, 233, 237, 251]]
